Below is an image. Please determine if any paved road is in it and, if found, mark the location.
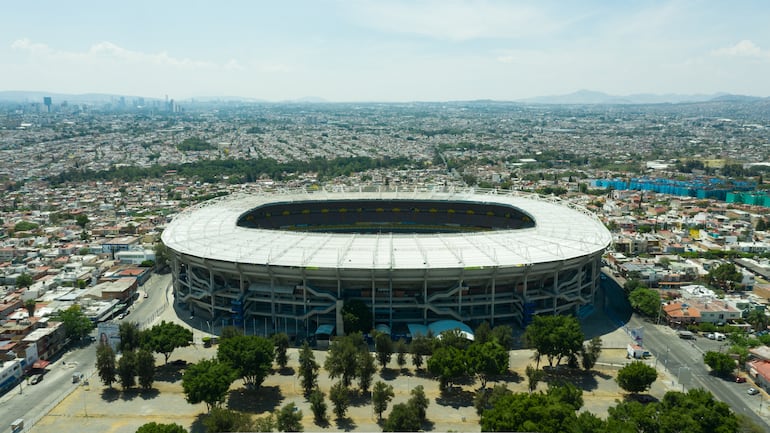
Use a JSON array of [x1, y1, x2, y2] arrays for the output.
[[0, 273, 172, 433], [629, 313, 770, 429]]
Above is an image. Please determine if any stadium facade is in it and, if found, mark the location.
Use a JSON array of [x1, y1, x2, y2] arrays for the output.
[[161, 188, 612, 335]]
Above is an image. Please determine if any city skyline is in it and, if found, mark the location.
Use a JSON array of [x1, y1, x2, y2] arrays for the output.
[[4, 0, 770, 102]]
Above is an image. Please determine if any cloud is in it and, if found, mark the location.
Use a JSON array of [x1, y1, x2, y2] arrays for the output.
[[349, 0, 565, 41], [12, 38, 218, 69], [711, 40, 770, 59]]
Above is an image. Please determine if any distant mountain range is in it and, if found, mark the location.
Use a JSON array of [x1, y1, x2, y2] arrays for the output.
[[517, 89, 766, 105], [0, 89, 764, 105]]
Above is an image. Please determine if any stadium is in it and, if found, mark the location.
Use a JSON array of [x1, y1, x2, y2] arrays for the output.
[[161, 187, 612, 336]]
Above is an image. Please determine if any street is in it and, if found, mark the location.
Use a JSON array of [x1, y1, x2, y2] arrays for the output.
[[0, 273, 171, 433]]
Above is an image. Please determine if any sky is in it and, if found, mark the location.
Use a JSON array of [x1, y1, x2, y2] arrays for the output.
[[3, 0, 770, 102]]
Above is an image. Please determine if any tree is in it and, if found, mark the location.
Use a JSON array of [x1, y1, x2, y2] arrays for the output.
[[54, 304, 95, 341], [24, 298, 36, 318], [341, 299, 372, 334], [707, 262, 743, 292], [628, 287, 661, 317], [427, 345, 466, 391], [309, 388, 328, 425], [76, 214, 89, 229], [617, 360, 658, 394], [329, 381, 350, 419], [220, 326, 243, 340], [475, 321, 492, 344], [607, 388, 738, 433], [490, 324, 515, 350], [525, 364, 544, 393], [703, 351, 736, 376], [298, 341, 319, 396], [275, 402, 303, 432], [142, 321, 193, 364], [16, 273, 33, 289], [479, 389, 580, 433], [467, 341, 509, 388], [119, 321, 142, 352], [409, 335, 432, 370], [136, 349, 156, 390], [118, 350, 137, 390], [96, 343, 117, 388], [581, 337, 603, 371], [356, 347, 376, 393], [182, 358, 236, 412], [203, 407, 256, 433], [217, 335, 275, 389], [395, 338, 408, 370], [375, 332, 394, 370], [372, 381, 395, 421], [135, 422, 188, 433], [382, 403, 421, 432], [474, 384, 511, 416], [746, 309, 769, 333], [273, 332, 290, 369], [524, 315, 584, 367], [408, 385, 429, 422], [153, 240, 170, 272], [324, 333, 364, 387], [546, 382, 583, 410]]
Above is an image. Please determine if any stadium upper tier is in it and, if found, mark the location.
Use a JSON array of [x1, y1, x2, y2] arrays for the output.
[[162, 188, 611, 271]]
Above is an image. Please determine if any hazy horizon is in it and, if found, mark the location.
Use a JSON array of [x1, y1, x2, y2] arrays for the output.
[[4, 1, 770, 102]]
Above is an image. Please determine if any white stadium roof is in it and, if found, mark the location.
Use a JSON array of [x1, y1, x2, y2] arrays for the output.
[[162, 188, 612, 270]]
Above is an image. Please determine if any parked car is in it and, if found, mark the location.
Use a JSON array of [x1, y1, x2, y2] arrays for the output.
[[735, 376, 747, 383], [30, 374, 44, 385], [748, 387, 760, 395]]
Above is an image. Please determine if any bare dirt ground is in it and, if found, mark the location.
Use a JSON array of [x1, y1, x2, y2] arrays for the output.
[[31, 339, 674, 433]]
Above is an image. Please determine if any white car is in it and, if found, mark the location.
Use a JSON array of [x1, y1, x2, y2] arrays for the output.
[[748, 387, 760, 395]]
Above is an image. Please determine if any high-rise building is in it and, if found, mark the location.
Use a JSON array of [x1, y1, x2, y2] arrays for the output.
[[43, 96, 52, 112]]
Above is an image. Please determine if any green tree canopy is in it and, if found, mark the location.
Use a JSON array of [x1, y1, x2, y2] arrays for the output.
[[96, 343, 117, 388], [466, 341, 509, 388], [55, 304, 95, 341], [408, 385, 429, 422], [182, 358, 236, 412], [118, 350, 137, 390], [16, 273, 33, 288], [356, 347, 376, 393], [202, 407, 257, 433], [524, 315, 584, 368], [75, 214, 89, 229], [374, 332, 394, 370], [707, 262, 743, 291], [341, 300, 372, 334], [142, 321, 193, 364], [217, 335, 275, 389], [309, 388, 328, 425], [136, 349, 156, 390], [703, 351, 737, 376], [324, 332, 365, 387], [372, 381, 395, 420], [606, 388, 738, 433], [298, 341, 319, 396], [329, 381, 350, 419], [382, 403, 421, 432], [272, 332, 290, 369], [628, 287, 661, 317], [427, 345, 467, 391], [616, 360, 658, 394], [119, 321, 142, 352], [275, 402, 303, 432], [135, 422, 188, 433], [479, 388, 581, 433]]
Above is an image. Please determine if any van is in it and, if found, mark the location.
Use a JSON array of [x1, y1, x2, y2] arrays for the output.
[[72, 372, 83, 383]]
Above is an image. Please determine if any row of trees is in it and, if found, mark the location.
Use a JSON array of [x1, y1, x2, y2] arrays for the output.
[[96, 321, 193, 390], [181, 330, 290, 411]]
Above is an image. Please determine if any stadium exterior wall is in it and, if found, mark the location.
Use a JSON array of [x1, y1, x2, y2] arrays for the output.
[[162, 188, 612, 335]]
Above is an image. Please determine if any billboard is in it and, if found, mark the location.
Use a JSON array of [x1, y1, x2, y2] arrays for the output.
[[97, 322, 121, 352]]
